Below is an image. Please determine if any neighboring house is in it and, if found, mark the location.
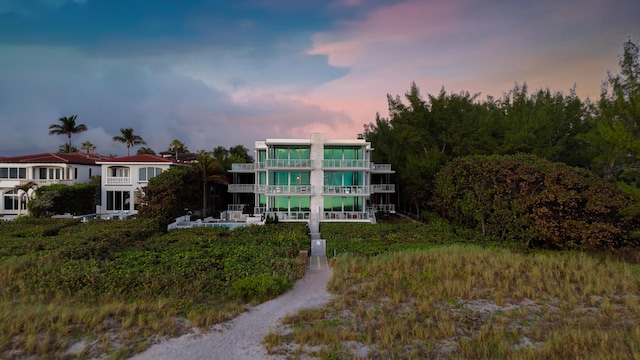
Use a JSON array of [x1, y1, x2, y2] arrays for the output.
[[228, 131, 395, 223], [0, 152, 104, 217], [96, 154, 186, 215]]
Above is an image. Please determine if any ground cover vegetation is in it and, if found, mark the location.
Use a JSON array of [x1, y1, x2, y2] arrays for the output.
[[0, 218, 308, 359], [266, 223, 640, 359]]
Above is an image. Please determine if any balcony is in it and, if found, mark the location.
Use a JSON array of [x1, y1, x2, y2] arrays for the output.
[[369, 204, 396, 213], [322, 211, 370, 220], [323, 185, 369, 195], [370, 184, 395, 193], [105, 176, 131, 185], [264, 185, 314, 195], [322, 159, 370, 169], [370, 163, 394, 173], [264, 159, 313, 169], [230, 163, 255, 172], [228, 184, 256, 193], [22, 179, 74, 186]]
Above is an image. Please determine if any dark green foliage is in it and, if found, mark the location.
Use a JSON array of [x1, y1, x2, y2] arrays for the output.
[[431, 154, 638, 249], [321, 221, 464, 257], [0, 219, 308, 302], [28, 182, 98, 217], [137, 166, 201, 230], [232, 274, 291, 302]]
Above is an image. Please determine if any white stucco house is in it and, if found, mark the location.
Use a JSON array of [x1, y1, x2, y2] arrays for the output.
[[227, 131, 395, 224], [0, 152, 104, 218], [95, 154, 186, 216]]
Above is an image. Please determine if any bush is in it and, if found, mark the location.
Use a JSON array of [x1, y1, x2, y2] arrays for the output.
[[431, 154, 639, 250], [232, 274, 292, 302]]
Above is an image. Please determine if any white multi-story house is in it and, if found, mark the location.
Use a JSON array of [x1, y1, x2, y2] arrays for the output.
[[96, 154, 186, 216], [0, 152, 104, 217], [228, 131, 395, 224]]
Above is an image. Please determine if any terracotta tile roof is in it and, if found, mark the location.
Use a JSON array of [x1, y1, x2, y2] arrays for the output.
[[0, 152, 107, 165], [97, 154, 180, 163]]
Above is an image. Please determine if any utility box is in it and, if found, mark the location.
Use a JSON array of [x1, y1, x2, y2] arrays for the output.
[[311, 239, 326, 256]]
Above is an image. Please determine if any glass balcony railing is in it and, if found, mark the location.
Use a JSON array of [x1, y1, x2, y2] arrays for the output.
[[370, 184, 395, 193], [264, 159, 313, 168], [322, 159, 370, 168], [323, 185, 369, 194]]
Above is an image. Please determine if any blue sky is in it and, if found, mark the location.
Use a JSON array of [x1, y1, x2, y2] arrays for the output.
[[0, 0, 638, 157]]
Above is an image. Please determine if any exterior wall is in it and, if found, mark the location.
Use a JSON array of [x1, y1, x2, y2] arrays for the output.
[[229, 131, 395, 223], [98, 161, 175, 215], [0, 162, 100, 217]]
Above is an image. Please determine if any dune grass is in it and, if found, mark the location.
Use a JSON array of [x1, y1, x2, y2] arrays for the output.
[[266, 245, 640, 359]]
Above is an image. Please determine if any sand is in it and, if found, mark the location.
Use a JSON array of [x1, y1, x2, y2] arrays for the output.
[[130, 258, 333, 360]]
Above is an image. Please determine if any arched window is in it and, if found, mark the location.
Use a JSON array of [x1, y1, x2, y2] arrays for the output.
[[3, 190, 25, 211]]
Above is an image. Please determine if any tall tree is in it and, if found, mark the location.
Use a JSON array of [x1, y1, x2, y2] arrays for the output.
[[192, 151, 227, 218], [48, 115, 87, 153], [112, 128, 147, 156], [80, 141, 96, 157], [586, 37, 640, 180], [168, 139, 189, 159]]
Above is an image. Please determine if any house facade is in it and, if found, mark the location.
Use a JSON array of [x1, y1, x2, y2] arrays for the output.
[[96, 154, 185, 216], [228, 132, 395, 223], [0, 153, 103, 217]]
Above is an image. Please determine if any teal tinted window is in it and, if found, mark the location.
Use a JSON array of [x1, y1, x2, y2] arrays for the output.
[[290, 172, 310, 185], [343, 148, 355, 160], [259, 172, 266, 185], [270, 172, 289, 185], [258, 150, 266, 162], [343, 197, 354, 211], [259, 194, 266, 207]]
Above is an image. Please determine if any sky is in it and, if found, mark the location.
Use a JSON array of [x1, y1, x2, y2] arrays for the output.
[[0, 0, 638, 157]]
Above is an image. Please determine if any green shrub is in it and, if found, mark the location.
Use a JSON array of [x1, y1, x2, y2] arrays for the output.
[[431, 154, 639, 250], [232, 274, 292, 302]]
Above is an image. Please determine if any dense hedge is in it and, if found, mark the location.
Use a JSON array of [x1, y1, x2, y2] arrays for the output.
[[431, 154, 639, 249], [28, 182, 98, 217]]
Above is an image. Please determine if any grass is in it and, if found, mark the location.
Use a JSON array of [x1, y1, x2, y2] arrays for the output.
[[266, 245, 640, 359]]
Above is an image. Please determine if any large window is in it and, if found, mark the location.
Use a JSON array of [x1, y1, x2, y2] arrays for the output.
[[109, 167, 129, 177], [323, 196, 363, 212], [106, 191, 131, 211], [324, 146, 363, 160], [3, 190, 25, 210], [269, 196, 310, 212], [0, 167, 26, 179], [270, 146, 310, 160], [324, 171, 363, 186], [139, 167, 163, 182]]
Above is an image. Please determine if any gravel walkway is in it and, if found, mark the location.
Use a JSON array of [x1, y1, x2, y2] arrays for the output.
[[130, 256, 333, 360]]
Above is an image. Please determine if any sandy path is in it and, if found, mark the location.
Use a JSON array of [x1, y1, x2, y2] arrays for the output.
[[130, 258, 333, 360]]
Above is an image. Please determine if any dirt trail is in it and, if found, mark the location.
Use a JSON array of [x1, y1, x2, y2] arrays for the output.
[[130, 258, 333, 360]]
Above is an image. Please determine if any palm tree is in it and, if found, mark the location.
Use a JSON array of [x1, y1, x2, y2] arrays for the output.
[[57, 143, 79, 153], [48, 115, 87, 153], [137, 147, 156, 155], [112, 128, 147, 156], [80, 141, 96, 158], [192, 151, 227, 218], [14, 182, 36, 216], [168, 139, 188, 159]]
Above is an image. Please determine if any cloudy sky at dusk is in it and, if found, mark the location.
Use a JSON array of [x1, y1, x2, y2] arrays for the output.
[[0, 0, 638, 157]]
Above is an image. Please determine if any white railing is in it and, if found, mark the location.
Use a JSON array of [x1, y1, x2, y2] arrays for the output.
[[369, 204, 396, 213], [264, 185, 313, 194], [227, 204, 246, 211], [265, 211, 311, 221], [227, 184, 256, 192], [323, 185, 369, 194], [370, 184, 395, 193], [23, 179, 74, 186], [264, 159, 313, 168], [105, 177, 131, 185], [322, 159, 370, 168], [322, 211, 370, 220], [231, 163, 255, 171], [370, 163, 393, 172]]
